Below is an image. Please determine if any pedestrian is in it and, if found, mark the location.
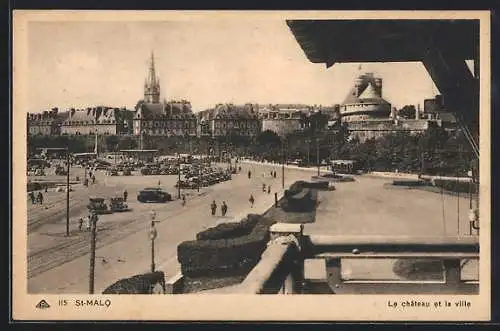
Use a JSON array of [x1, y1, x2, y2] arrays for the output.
[[44, 186, 48, 193], [182, 194, 186, 206], [123, 189, 128, 202], [37, 191, 44, 205], [221, 201, 228, 216], [249, 194, 255, 208], [262, 183, 266, 192], [78, 217, 84, 232], [270, 171, 273, 177], [210, 200, 217, 216], [267, 185, 271, 194], [89, 171, 93, 179], [91, 175, 96, 184], [248, 170, 251, 179], [86, 215, 92, 231], [29, 192, 36, 205], [273, 171, 277, 178]]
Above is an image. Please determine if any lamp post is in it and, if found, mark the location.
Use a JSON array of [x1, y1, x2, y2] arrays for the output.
[[66, 147, 70, 236], [149, 211, 158, 273], [316, 137, 320, 176], [88, 212, 98, 294], [177, 154, 181, 199], [281, 138, 285, 189], [306, 139, 311, 166]]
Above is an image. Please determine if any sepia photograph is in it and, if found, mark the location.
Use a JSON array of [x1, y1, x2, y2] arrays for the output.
[[12, 10, 491, 321]]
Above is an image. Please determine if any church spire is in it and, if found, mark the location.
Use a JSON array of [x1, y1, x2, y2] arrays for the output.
[[144, 51, 160, 103]]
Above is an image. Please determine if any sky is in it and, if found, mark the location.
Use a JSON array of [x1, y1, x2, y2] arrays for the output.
[[26, 19, 459, 113]]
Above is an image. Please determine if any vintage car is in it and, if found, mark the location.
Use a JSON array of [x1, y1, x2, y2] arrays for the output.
[[54, 165, 67, 176], [87, 197, 110, 214], [122, 168, 132, 176], [137, 188, 172, 203], [109, 197, 129, 212], [107, 167, 119, 176]]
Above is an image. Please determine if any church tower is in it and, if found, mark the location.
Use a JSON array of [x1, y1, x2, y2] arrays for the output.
[[144, 51, 161, 104]]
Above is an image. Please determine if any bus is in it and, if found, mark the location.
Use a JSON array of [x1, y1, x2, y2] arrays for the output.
[[330, 160, 359, 174], [72, 153, 98, 166]]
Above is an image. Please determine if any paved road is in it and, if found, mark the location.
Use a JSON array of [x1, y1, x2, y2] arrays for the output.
[[308, 175, 474, 236], [27, 162, 479, 293], [27, 162, 306, 294], [308, 175, 479, 282]]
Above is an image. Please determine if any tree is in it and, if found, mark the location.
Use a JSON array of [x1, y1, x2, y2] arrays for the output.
[[398, 105, 416, 119], [105, 135, 120, 152]]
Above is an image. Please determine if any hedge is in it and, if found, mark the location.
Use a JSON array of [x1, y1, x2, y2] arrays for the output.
[[178, 216, 276, 277], [285, 181, 306, 198], [282, 187, 318, 213], [433, 179, 477, 194], [302, 180, 329, 190], [102, 271, 166, 294], [196, 214, 260, 241], [392, 180, 429, 187]]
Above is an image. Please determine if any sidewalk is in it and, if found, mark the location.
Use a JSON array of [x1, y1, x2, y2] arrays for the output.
[[159, 183, 286, 280], [240, 159, 330, 173]]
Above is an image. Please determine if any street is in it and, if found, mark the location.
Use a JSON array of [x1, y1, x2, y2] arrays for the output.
[[27, 162, 302, 293], [27, 162, 479, 293]]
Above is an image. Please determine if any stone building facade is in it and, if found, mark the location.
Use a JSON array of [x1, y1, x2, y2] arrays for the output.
[[27, 108, 67, 136], [60, 106, 132, 135], [258, 104, 308, 137], [133, 52, 197, 137], [198, 103, 261, 138], [133, 101, 197, 136]]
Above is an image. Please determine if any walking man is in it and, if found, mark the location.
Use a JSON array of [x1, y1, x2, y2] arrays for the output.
[[78, 217, 84, 232], [248, 170, 252, 179], [29, 192, 35, 205], [37, 191, 44, 205], [123, 189, 128, 202], [221, 201, 228, 217], [249, 194, 255, 208], [267, 185, 271, 194], [210, 200, 217, 216]]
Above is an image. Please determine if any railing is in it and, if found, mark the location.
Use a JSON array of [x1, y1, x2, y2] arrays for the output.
[[218, 233, 479, 295]]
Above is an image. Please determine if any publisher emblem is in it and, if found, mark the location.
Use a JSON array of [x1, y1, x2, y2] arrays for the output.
[[36, 299, 50, 309]]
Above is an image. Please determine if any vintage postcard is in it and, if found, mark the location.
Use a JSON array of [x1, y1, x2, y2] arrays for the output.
[[12, 10, 491, 321]]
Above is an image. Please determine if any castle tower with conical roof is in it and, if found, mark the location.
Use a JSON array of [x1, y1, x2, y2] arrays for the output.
[[144, 51, 161, 104]]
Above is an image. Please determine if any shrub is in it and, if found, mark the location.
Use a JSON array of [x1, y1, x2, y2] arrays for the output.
[[102, 271, 165, 294], [282, 188, 318, 212], [196, 214, 260, 241], [301, 180, 329, 190], [178, 216, 276, 277], [433, 179, 477, 194], [392, 180, 428, 187]]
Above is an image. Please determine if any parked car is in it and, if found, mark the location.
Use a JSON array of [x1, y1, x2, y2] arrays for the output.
[[109, 197, 129, 212], [137, 188, 172, 203], [87, 197, 110, 214]]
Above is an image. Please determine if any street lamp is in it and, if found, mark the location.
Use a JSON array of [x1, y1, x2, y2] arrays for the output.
[[88, 212, 98, 294], [316, 137, 320, 176], [281, 138, 286, 189], [149, 211, 158, 273], [305, 139, 311, 166], [65, 147, 70, 236], [177, 153, 181, 199]]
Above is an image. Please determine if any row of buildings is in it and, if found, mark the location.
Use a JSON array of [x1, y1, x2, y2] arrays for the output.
[[27, 53, 457, 142]]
